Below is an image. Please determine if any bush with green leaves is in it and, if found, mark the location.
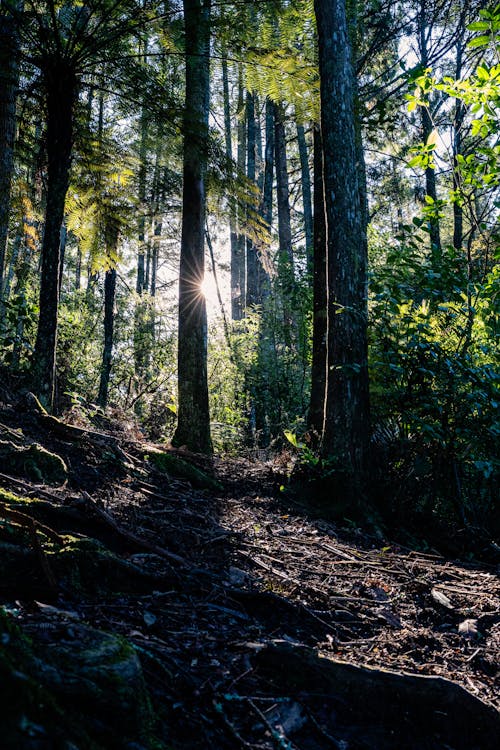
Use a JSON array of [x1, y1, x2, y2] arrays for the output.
[[369, 227, 499, 532]]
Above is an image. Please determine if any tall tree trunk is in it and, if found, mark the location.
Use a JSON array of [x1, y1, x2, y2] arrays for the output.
[[222, 53, 240, 320], [452, 24, 465, 251], [314, 0, 370, 479], [308, 124, 327, 438], [172, 0, 212, 454], [58, 223, 67, 296], [75, 246, 81, 290], [11, 231, 31, 369], [134, 99, 149, 375], [97, 221, 119, 408], [246, 91, 258, 308], [274, 102, 295, 341], [233, 68, 246, 320], [0, 5, 20, 298], [418, 0, 441, 267], [258, 97, 274, 298], [32, 59, 76, 411], [296, 122, 313, 273]]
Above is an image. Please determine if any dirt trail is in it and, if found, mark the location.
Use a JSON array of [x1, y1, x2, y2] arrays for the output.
[[0, 399, 498, 749]]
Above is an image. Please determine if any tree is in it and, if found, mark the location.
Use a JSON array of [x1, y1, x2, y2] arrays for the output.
[[0, 0, 21, 300], [19, 1, 156, 410], [314, 0, 370, 480], [172, 0, 212, 454]]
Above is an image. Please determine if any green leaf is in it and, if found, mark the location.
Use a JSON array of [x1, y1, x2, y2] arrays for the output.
[[468, 35, 491, 48], [283, 430, 299, 448], [468, 21, 491, 31]]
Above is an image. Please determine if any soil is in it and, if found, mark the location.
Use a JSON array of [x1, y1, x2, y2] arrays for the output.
[[0, 388, 498, 749]]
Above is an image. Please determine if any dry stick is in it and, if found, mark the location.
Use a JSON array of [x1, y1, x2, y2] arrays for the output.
[[212, 699, 256, 750], [80, 491, 188, 567], [247, 698, 301, 750], [0, 470, 65, 502]]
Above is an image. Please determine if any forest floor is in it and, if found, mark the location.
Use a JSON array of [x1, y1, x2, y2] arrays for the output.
[[0, 384, 499, 749]]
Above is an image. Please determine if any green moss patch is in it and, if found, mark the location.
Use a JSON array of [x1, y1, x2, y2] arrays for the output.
[[0, 440, 67, 485], [148, 449, 223, 492]]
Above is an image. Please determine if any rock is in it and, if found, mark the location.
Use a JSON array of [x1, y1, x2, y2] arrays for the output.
[[0, 608, 157, 749], [38, 624, 152, 740]]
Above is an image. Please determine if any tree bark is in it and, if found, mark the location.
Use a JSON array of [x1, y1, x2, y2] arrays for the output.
[[308, 124, 327, 439], [258, 97, 274, 299], [221, 53, 240, 320], [418, 0, 441, 268], [314, 0, 370, 478], [0, 5, 20, 297], [246, 91, 258, 309], [32, 59, 77, 411], [274, 102, 295, 343], [172, 0, 212, 454], [296, 122, 313, 273], [233, 67, 246, 320], [134, 96, 149, 374], [97, 222, 119, 409], [452, 25, 465, 251]]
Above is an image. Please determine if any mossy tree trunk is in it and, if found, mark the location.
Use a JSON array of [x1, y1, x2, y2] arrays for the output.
[[172, 0, 212, 454]]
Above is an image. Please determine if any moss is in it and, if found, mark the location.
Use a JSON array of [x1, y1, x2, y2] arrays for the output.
[[0, 607, 96, 748], [148, 449, 223, 492], [0, 607, 161, 749], [0, 440, 67, 485]]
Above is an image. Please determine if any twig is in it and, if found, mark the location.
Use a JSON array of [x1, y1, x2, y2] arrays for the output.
[[212, 698, 255, 749], [247, 698, 299, 750]]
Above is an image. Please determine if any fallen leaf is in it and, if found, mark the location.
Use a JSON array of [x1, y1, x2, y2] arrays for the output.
[[143, 611, 157, 627], [458, 619, 479, 639], [431, 588, 454, 609]]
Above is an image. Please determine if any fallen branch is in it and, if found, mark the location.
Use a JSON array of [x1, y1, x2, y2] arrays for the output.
[[80, 491, 189, 567]]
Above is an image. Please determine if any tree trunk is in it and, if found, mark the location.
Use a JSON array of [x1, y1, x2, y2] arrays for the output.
[[452, 27, 465, 251], [172, 0, 212, 454], [233, 68, 246, 320], [418, 0, 441, 268], [97, 222, 119, 409], [308, 124, 327, 438], [246, 91, 258, 309], [134, 98, 149, 375], [32, 60, 76, 411], [314, 0, 370, 479], [296, 122, 313, 273], [258, 97, 274, 298], [274, 102, 295, 342], [0, 5, 20, 297], [222, 53, 240, 320]]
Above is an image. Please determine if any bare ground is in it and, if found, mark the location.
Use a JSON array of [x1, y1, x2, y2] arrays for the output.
[[0, 393, 498, 749]]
